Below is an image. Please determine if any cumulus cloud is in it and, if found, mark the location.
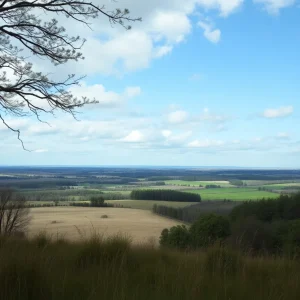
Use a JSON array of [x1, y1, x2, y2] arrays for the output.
[[196, 0, 244, 17], [198, 21, 221, 43], [253, 0, 296, 15], [262, 106, 294, 118], [121, 130, 145, 142], [68, 82, 141, 108], [167, 110, 189, 124], [27, 0, 248, 78], [162, 130, 172, 138]]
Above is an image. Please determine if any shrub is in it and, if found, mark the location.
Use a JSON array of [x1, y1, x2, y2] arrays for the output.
[[190, 214, 231, 248], [159, 225, 191, 250]]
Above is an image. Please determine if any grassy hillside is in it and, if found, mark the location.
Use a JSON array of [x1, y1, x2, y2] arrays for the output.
[[0, 234, 299, 300]]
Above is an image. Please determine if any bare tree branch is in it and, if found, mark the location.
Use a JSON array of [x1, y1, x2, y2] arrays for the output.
[[0, 0, 141, 148], [0, 188, 31, 236]]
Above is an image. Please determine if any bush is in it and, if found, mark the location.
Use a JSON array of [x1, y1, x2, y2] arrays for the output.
[[159, 225, 191, 250], [190, 214, 231, 248]]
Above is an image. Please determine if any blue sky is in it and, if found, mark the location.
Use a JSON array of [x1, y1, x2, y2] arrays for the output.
[[1, 0, 300, 167]]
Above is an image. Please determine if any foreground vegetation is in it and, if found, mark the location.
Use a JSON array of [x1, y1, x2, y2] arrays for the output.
[[0, 233, 299, 300]]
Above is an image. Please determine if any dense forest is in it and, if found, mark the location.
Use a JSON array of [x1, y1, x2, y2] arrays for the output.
[[130, 189, 201, 202]]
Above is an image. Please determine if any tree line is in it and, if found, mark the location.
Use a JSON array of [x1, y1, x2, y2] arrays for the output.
[[130, 189, 201, 202], [70, 196, 113, 208], [159, 193, 300, 257]]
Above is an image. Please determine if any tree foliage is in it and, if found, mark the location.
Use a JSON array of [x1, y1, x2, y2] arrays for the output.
[[230, 193, 300, 222], [130, 189, 201, 202], [0, 0, 141, 147]]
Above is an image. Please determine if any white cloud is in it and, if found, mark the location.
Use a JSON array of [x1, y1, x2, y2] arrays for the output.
[[0, 119, 29, 131], [188, 139, 224, 148], [162, 130, 172, 138], [262, 106, 294, 118], [150, 11, 192, 43], [68, 82, 141, 108], [34, 149, 48, 153], [198, 108, 230, 122], [196, 0, 244, 17], [167, 110, 188, 124], [277, 132, 290, 139], [124, 87, 142, 98], [121, 130, 145, 142], [253, 0, 296, 15], [198, 21, 221, 43], [27, 0, 247, 78], [153, 45, 173, 58]]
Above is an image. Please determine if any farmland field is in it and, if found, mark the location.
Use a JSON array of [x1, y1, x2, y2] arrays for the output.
[[260, 183, 300, 189], [165, 180, 232, 187], [185, 187, 278, 201], [28, 207, 183, 244], [105, 200, 196, 210]]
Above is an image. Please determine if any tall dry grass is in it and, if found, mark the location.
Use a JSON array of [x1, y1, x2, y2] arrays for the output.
[[0, 232, 299, 300]]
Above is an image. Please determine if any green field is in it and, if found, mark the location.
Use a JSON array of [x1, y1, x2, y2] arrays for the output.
[[105, 200, 196, 210], [165, 180, 232, 187], [185, 187, 279, 201], [261, 183, 300, 189]]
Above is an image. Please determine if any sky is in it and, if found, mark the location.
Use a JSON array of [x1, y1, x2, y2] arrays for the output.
[[0, 0, 300, 168]]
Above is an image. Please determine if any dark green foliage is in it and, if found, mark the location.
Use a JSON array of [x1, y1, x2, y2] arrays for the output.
[[205, 184, 221, 189], [131, 189, 201, 202], [190, 214, 231, 248], [228, 217, 276, 254], [153, 204, 184, 221], [159, 225, 191, 250], [229, 180, 244, 186], [230, 193, 300, 222], [153, 201, 238, 223], [90, 196, 104, 207]]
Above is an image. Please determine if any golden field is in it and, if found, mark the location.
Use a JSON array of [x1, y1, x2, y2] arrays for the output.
[[28, 207, 182, 244]]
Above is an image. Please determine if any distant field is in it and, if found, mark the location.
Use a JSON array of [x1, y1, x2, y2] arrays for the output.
[[28, 207, 183, 244], [244, 180, 300, 186], [261, 183, 300, 189], [165, 180, 232, 187], [185, 187, 278, 201], [105, 200, 196, 210]]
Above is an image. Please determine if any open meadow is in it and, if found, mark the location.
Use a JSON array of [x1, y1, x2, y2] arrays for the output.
[[186, 187, 279, 201], [28, 207, 183, 245]]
